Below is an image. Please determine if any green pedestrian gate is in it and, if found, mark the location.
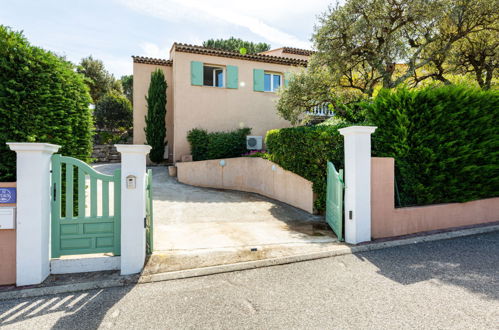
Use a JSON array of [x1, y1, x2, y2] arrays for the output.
[[326, 162, 344, 241], [51, 154, 121, 258], [145, 169, 154, 255]]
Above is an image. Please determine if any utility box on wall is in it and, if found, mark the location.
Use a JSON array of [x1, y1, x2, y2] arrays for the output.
[[0, 207, 15, 230]]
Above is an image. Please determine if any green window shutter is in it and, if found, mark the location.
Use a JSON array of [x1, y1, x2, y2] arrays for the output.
[[253, 69, 264, 91], [226, 65, 238, 89], [191, 61, 203, 86]]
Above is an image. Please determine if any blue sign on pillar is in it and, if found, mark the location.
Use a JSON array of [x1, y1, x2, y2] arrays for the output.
[[0, 188, 16, 204]]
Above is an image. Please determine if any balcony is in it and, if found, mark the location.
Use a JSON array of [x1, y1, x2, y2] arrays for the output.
[[306, 104, 334, 117]]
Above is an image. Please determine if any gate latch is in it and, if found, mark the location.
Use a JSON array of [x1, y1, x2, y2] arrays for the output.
[[349, 210, 353, 220]]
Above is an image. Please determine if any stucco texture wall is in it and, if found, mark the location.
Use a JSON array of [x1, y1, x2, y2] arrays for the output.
[[371, 157, 499, 238], [133, 63, 174, 160], [177, 157, 315, 214], [171, 50, 302, 161], [0, 182, 16, 285]]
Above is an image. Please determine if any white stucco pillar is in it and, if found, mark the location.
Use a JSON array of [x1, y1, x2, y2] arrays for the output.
[[338, 126, 377, 244], [115, 144, 151, 275], [7, 142, 60, 286]]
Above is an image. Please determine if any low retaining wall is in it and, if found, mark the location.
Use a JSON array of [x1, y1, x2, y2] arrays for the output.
[[371, 157, 499, 238], [0, 182, 16, 286], [92, 145, 121, 163], [177, 157, 315, 213]]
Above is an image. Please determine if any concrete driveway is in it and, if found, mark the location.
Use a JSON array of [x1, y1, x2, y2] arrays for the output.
[[147, 166, 338, 272], [92, 164, 338, 273]]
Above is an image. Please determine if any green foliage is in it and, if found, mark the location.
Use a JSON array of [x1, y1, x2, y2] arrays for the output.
[[187, 128, 252, 161], [366, 85, 499, 206], [202, 37, 270, 54], [265, 123, 349, 212], [94, 92, 132, 131], [0, 25, 93, 181], [313, 0, 496, 93], [145, 69, 167, 163], [120, 75, 133, 103], [77, 56, 122, 103]]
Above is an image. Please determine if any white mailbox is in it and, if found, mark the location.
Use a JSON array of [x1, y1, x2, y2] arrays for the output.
[[0, 207, 15, 230]]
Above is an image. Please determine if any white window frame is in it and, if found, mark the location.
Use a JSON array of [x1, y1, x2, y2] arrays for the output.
[[203, 65, 225, 88], [264, 72, 283, 92]]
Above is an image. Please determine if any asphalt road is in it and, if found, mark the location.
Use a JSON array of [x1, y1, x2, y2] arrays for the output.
[[0, 232, 498, 330]]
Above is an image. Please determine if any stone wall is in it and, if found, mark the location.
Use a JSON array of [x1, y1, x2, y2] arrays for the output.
[[92, 145, 121, 163]]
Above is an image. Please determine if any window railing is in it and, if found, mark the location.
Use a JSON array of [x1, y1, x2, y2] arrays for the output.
[[306, 104, 334, 117]]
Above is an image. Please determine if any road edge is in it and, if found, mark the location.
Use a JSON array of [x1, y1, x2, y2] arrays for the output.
[[1, 224, 498, 301]]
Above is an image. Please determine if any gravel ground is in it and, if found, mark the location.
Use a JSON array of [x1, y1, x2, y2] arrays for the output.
[[0, 231, 497, 330]]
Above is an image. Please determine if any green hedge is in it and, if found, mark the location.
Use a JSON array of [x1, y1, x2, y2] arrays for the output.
[[187, 127, 251, 161], [265, 85, 498, 211], [266, 123, 349, 212], [0, 26, 93, 181], [367, 85, 499, 206]]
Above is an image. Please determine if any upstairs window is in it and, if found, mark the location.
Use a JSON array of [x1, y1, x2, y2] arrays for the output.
[[263, 72, 282, 92], [203, 65, 224, 87]]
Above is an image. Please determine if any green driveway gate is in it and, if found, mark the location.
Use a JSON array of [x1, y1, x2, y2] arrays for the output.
[[145, 169, 154, 255], [326, 162, 344, 241], [51, 154, 121, 258]]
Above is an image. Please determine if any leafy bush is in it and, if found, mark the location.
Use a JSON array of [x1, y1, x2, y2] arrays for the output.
[[367, 85, 499, 206], [94, 92, 132, 131], [187, 128, 251, 161], [145, 69, 167, 163], [0, 26, 93, 181], [266, 123, 349, 212]]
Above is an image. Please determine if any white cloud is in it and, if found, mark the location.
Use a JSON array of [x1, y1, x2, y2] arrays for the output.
[[140, 42, 172, 58], [115, 0, 328, 49]]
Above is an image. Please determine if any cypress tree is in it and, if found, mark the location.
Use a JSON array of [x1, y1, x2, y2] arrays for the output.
[[145, 69, 167, 163]]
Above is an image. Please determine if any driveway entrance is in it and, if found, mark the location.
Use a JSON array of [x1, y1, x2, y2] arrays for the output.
[[93, 164, 338, 273]]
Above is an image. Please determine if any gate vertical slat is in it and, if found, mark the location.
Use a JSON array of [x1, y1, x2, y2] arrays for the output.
[[78, 168, 85, 218], [90, 177, 97, 217], [113, 169, 121, 256], [51, 155, 121, 257], [326, 162, 344, 241], [102, 181, 109, 218], [51, 154, 62, 258], [65, 164, 73, 219]]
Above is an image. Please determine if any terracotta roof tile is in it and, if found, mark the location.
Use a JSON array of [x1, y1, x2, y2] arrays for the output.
[[132, 56, 173, 66], [173, 43, 308, 67], [281, 47, 315, 56]]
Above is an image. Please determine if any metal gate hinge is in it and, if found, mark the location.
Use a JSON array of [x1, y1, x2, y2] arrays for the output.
[[144, 217, 147, 228]]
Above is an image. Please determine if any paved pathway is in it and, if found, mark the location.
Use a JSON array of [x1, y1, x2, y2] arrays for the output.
[[148, 166, 335, 252], [0, 231, 497, 329]]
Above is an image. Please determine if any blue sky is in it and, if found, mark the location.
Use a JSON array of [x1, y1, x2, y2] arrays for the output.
[[1, 0, 332, 77]]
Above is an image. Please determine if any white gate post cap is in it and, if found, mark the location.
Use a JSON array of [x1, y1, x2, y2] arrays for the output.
[[115, 144, 152, 154], [7, 142, 61, 153], [338, 126, 377, 136]]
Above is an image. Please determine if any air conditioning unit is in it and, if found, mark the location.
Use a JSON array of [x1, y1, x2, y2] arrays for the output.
[[246, 136, 263, 150]]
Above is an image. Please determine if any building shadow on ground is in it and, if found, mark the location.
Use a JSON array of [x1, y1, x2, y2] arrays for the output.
[[354, 231, 499, 301], [0, 284, 133, 329]]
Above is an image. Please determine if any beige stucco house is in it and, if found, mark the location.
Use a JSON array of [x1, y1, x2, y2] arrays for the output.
[[132, 43, 312, 162]]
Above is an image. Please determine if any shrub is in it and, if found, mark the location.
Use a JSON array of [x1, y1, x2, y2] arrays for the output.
[[265, 123, 349, 212], [94, 91, 132, 131], [0, 26, 93, 181], [367, 85, 499, 206], [145, 69, 167, 163], [187, 128, 251, 161]]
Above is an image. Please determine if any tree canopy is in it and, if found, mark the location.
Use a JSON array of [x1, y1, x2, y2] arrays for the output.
[[203, 37, 270, 54], [94, 91, 132, 131], [277, 0, 498, 123], [77, 56, 122, 103]]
